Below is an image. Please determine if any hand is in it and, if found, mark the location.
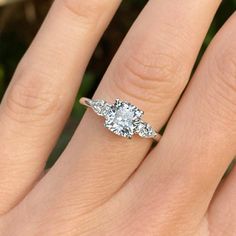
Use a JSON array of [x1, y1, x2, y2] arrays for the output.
[[0, 0, 235, 235]]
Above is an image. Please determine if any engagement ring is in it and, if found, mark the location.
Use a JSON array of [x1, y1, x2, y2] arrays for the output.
[[80, 98, 161, 141]]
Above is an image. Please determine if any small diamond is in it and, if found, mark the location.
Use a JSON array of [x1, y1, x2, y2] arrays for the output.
[[136, 121, 157, 138], [105, 99, 143, 138], [90, 100, 111, 117]]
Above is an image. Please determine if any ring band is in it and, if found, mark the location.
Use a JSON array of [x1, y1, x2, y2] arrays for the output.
[[80, 97, 161, 142]]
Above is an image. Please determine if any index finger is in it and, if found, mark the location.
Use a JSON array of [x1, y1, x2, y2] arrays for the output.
[[0, 0, 121, 214]]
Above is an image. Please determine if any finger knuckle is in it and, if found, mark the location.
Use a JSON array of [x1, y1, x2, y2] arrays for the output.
[[213, 47, 236, 88], [110, 51, 186, 104], [4, 67, 61, 124], [207, 46, 236, 120], [60, 0, 109, 26]]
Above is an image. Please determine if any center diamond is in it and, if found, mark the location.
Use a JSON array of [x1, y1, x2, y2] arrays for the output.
[[105, 99, 143, 138]]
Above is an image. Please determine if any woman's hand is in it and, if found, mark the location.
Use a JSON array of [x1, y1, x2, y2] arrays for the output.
[[0, 0, 235, 235]]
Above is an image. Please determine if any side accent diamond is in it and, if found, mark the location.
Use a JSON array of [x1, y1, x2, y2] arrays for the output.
[[90, 100, 111, 117], [136, 121, 157, 138]]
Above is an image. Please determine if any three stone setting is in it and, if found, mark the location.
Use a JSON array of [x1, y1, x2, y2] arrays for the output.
[[88, 99, 157, 139]]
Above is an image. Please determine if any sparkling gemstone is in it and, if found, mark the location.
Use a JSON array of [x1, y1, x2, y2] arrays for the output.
[[105, 99, 143, 138], [91, 100, 111, 117], [136, 121, 157, 138]]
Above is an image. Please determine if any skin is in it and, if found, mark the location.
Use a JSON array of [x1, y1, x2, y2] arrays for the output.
[[0, 0, 235, 235]]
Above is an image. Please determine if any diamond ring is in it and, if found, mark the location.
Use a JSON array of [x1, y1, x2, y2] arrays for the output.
[[80, 98, 161, 141]]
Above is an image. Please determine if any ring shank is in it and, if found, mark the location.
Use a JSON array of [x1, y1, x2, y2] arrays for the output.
[[79, 97, 93, 108], [153, 133, 161, 142]]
